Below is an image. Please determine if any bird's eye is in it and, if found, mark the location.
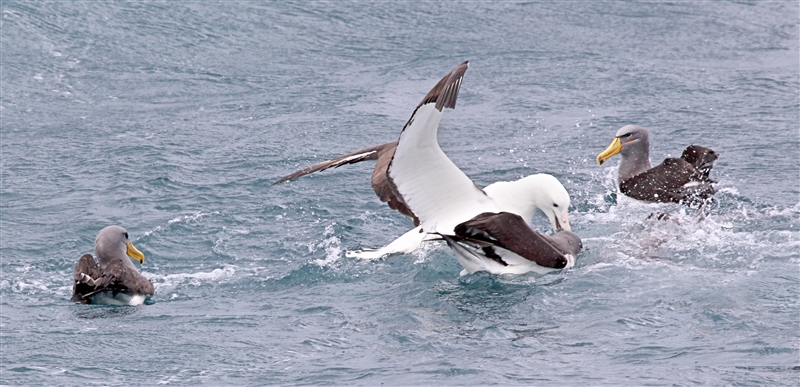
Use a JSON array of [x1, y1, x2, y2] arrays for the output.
[[124, 232, 129, 239], [553, 203, 559, 208], [621, 133, 632, 138]]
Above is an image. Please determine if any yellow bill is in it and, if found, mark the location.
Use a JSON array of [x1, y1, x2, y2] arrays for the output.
[[126, 240, 145, 264], [596, 137, 622, 165]]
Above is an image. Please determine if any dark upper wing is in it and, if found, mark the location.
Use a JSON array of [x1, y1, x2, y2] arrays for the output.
[[273, 142, 396, 185], [681, 145, 718, 181], [273, 141, 418, 224], [89, 260, 155, 296], [72, 254, 101, 303], [454, 212, 570, 269], [420, 60, 469, 112], [620, 157, 715, 205]]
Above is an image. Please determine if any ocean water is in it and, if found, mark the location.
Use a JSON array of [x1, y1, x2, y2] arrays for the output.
[[1, 1, 798, 385]]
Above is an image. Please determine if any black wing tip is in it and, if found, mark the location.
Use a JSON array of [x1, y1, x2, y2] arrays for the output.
[[418, 60, 470, 112]]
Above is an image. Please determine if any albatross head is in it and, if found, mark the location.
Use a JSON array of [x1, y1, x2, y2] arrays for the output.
[[519, 174, 572, 232], [535, 175, 572, 233], [596, 125, 651, 165], [95, 225, 145, 266], [596, 125, 653, 181]]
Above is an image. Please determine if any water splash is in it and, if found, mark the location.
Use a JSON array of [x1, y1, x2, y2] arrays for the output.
[[311, 223, 343, 267], [145, 266, 237, 289]]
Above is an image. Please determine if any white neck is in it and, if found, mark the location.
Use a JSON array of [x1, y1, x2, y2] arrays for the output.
[[483, 175, 551, 223]]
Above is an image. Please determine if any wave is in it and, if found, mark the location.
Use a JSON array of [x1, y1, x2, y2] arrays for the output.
[[138, 211, 220, 239]]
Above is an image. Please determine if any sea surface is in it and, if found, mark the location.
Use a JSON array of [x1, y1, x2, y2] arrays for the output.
[[1, 1, 799, 385]]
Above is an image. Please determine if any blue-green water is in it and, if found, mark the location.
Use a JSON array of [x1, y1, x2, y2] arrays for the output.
[[2, 1, 798, 385]]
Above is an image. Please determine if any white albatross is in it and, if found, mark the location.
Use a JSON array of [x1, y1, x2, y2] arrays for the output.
[[275, 151, 572, 259], [382, 60, 581, 275], [275, 61, 581, 274]]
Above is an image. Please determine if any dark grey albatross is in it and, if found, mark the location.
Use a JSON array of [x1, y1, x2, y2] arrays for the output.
[[71, 225, 154, 305], [596, 125, 718, 206]]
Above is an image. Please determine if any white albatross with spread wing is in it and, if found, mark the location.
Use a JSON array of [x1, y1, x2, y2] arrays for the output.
[[274, 78, 574, 264], [276, 61, 581, 275], [382, 60, 581, 275]]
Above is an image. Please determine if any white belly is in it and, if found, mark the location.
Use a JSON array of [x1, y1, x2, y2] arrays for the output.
[[90, 291, 147, 306]]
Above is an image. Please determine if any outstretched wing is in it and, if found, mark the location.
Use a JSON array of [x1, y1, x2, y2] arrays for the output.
[[273, 141, 417, 224], [273, 142, 396, 184], [388, 61, 499, 233]]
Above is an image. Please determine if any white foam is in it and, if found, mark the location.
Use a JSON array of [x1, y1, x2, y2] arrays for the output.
[[311, 223, 343, 267], [1, 272, 73, 297], [574, 184, 799, 272], [144, 266, 236, 289]]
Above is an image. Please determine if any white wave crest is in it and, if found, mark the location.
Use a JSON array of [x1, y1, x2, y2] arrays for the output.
[[138, 211, 219, 239], [144, 266, 236, 289]]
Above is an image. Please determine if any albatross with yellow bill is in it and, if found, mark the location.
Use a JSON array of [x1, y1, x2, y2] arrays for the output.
[[71, 225, 154, 305], [596, 125, 718, 206]]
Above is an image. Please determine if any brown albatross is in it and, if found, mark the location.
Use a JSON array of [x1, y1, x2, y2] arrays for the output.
[[71, 225, 154, 305], [596, 125, 718, 206]]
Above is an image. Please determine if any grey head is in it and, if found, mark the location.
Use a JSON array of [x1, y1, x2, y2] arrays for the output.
[[548, 230, 582, 256], [596, 125, 653, 181], [94, 225, 145, 268]]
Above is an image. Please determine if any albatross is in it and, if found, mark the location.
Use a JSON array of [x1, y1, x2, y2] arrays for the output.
[[380, 60, 581, 274], [439, 212, 582, 275], [596, 125, 718, 206], [71, 225, 154, 305], [274, 142, 573, 259], [274, 69, 574, 261]]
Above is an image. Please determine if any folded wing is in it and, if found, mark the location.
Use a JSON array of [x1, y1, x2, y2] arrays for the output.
[[453, 212, 571, 269]]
